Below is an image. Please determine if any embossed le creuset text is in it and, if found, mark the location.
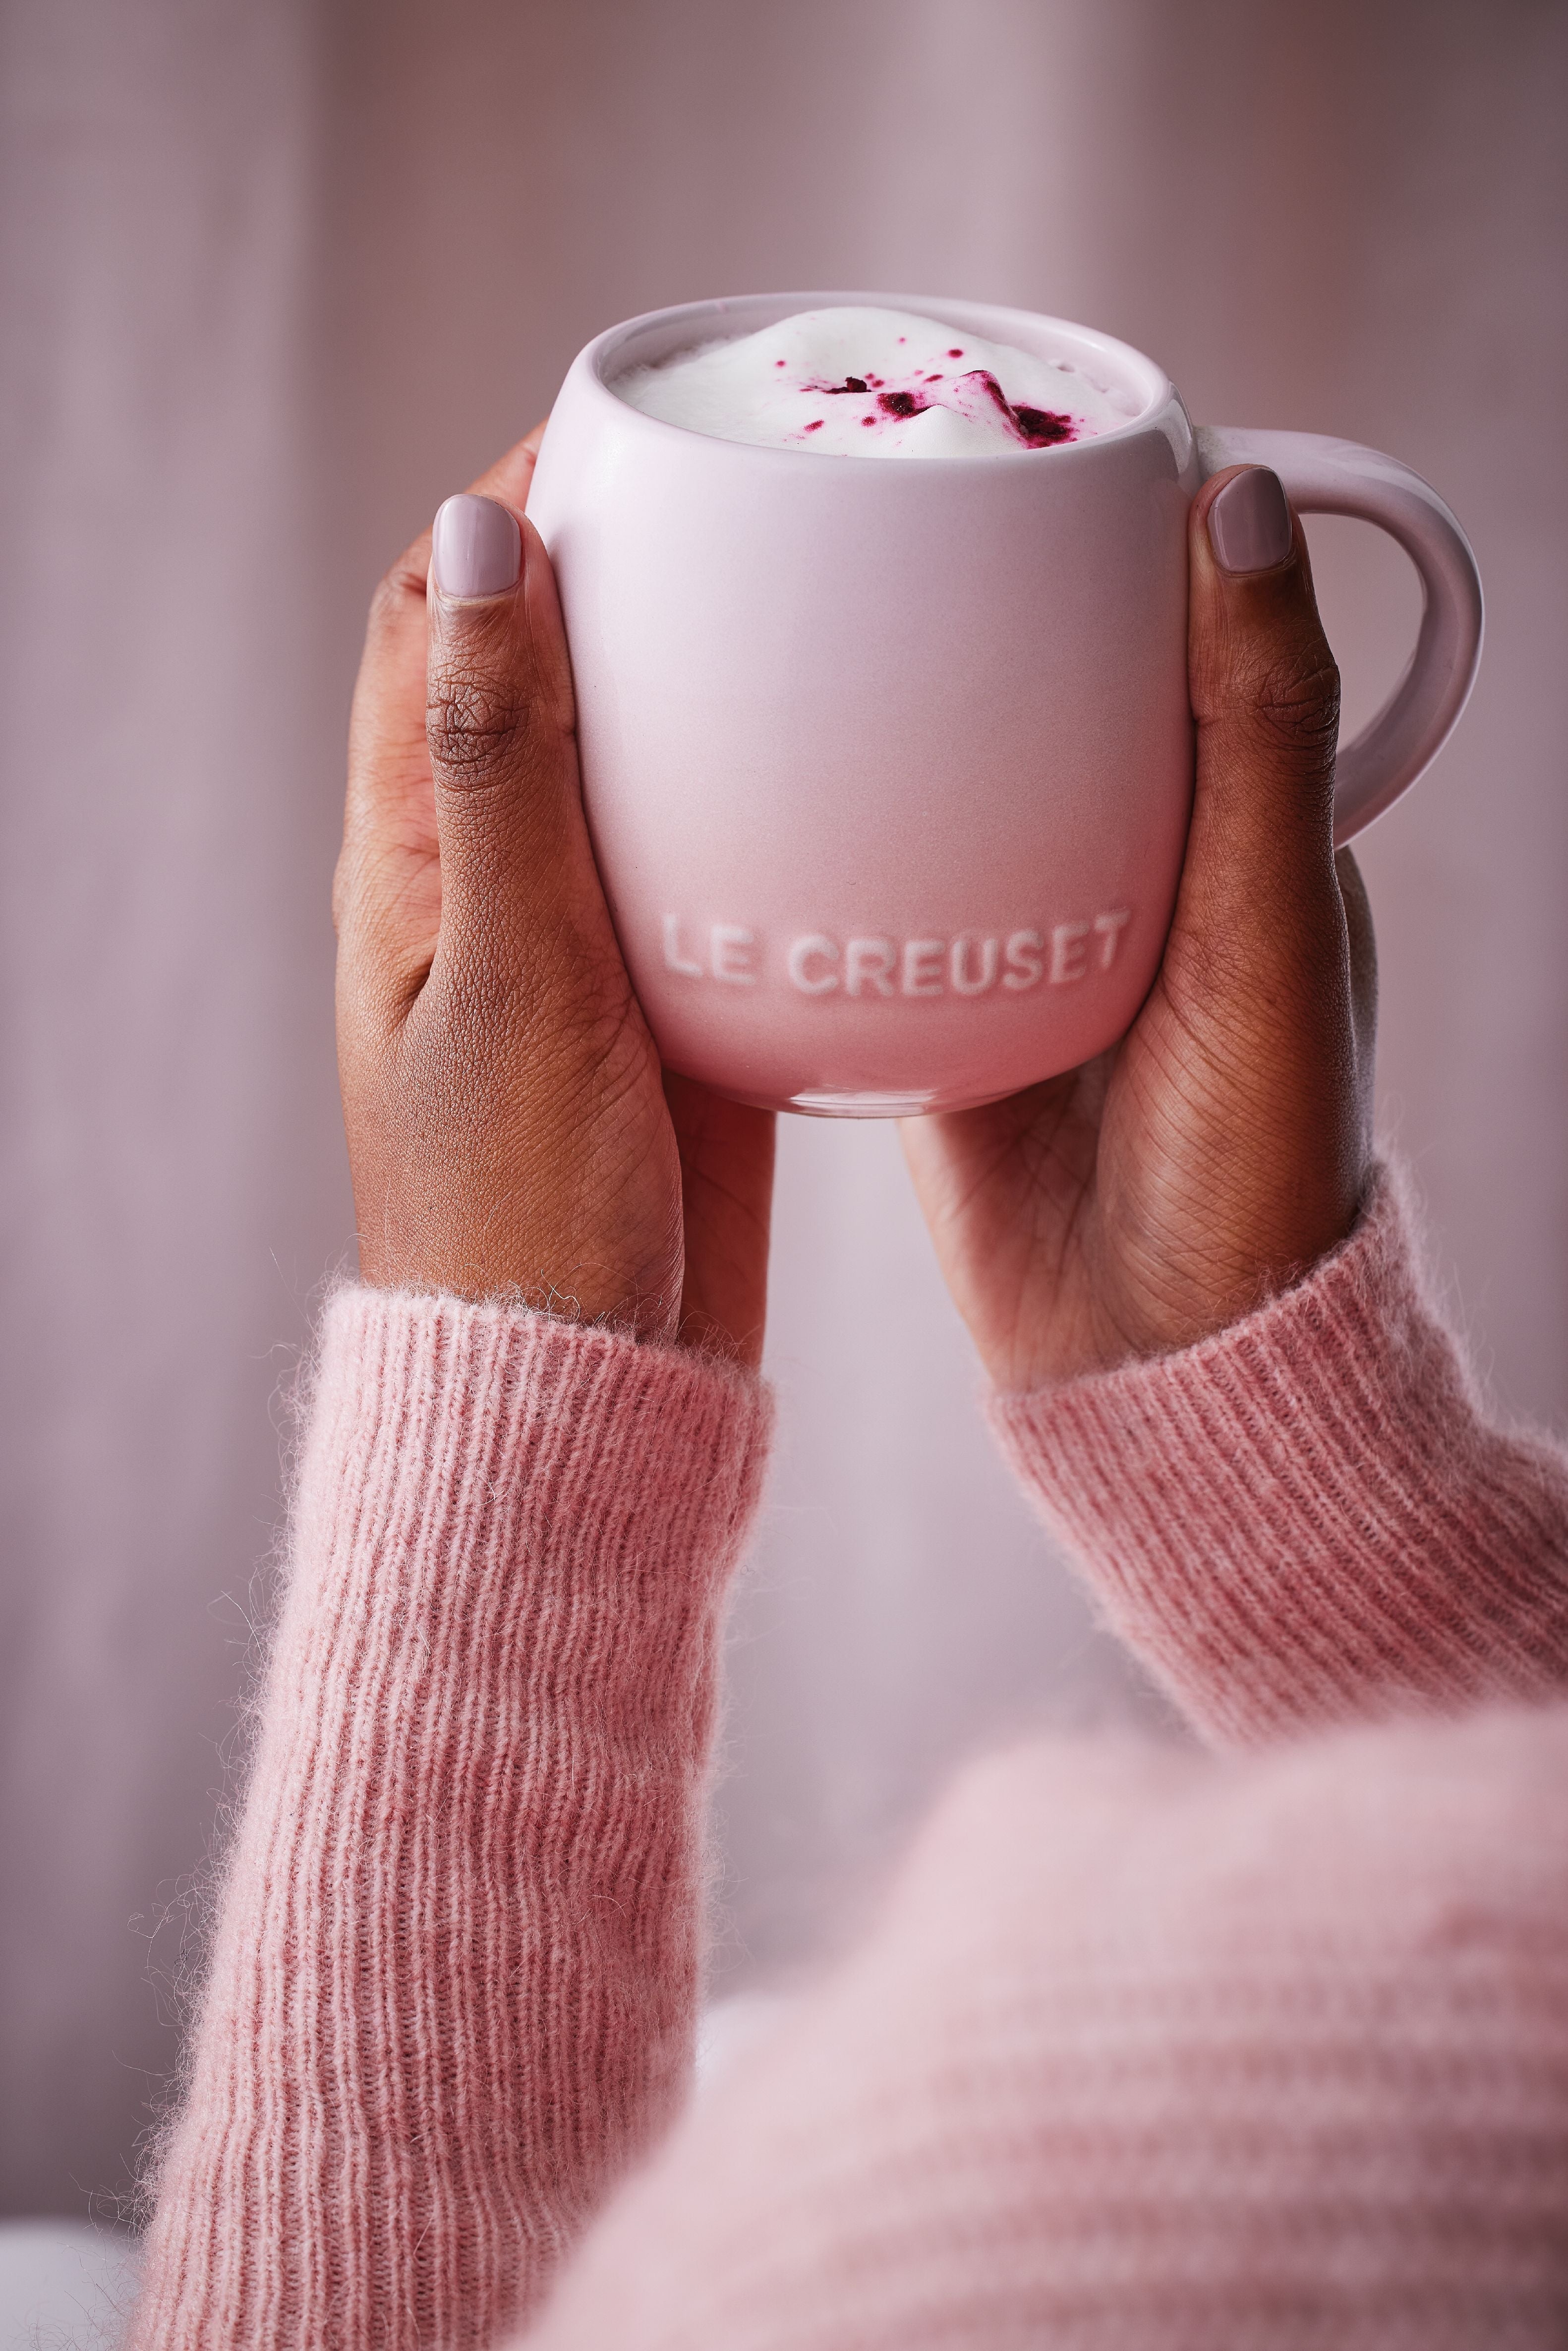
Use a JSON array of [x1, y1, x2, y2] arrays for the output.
[[527, 295, 1483, 1117], [661, 911, 1133, 998]]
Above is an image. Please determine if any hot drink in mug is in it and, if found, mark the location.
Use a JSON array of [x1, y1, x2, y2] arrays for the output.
[[525, 294, 1483, 1117]]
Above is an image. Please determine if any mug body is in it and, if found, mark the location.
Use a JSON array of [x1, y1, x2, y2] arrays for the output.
[[527, 293, 1200, 1116]]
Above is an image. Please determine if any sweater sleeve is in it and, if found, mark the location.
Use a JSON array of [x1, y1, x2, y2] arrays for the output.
[[989, 1167, 1568, 1748], [128, 1288, 771, 2351], [517, 1704, 1568, 2349]]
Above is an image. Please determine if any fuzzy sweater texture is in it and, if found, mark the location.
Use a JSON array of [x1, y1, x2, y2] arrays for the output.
[[130, 1172, 1568, 2349]]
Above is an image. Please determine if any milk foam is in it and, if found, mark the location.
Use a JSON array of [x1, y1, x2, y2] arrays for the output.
[[615, 305, 1140, 458]]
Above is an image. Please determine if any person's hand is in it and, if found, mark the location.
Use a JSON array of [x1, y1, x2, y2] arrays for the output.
[[901, 465, 1376, 1392], [333, 430, 774, 1364]]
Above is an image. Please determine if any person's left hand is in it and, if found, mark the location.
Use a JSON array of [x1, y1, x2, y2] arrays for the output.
[[333, 427, 774, 1364]]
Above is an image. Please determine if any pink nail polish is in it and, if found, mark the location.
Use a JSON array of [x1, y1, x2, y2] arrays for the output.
[[431, 494, 522, 597], [1207, 468, 1292, 574]]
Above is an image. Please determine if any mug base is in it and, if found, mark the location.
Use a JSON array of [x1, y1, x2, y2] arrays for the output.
[[789, 1087, 938, 1118], [683, 1075, 1014, 1119]]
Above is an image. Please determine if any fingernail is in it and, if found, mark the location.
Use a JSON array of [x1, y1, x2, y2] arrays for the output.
[[431, 494, 522, 597], [1207, 467, 1293, 574]]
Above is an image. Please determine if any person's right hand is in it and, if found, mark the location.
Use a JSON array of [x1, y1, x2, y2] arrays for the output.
[[902, 465, 1377, 1393], [333, 431, 774, 1364]]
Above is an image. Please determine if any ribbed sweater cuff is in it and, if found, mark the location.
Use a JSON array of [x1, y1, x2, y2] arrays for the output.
[[299, 1283, 773, 1644], [989, 1168, 1568, 1748], [284, 1290, 776, 1812]]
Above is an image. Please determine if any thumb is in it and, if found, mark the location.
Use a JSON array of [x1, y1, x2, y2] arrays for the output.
[[425, 494, 603, 989], [1181, 465, 1343, 946]]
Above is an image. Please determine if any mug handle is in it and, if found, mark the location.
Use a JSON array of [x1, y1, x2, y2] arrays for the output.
[[1196, 426, 1484, 844]]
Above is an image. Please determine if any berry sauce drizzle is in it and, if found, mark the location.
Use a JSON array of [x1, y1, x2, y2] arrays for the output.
[[801, 360, 1077, 450]]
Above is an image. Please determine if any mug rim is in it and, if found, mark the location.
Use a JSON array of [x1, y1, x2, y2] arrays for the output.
[[574, 291, 1177, 469]]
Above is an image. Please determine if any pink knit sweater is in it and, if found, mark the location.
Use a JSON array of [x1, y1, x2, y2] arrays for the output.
[[130, 1172, 1568, 2348]]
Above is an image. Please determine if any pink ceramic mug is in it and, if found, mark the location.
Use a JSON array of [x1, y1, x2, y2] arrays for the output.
[[526, 292, 1483, 1117]]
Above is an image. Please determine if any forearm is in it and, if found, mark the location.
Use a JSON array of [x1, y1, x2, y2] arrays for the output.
[[130, 1290, 769, 2350], [992, 1166, 1568, 1747]]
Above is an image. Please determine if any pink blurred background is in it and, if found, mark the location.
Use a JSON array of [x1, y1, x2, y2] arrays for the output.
[[2, 0, 1564, 2222]]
